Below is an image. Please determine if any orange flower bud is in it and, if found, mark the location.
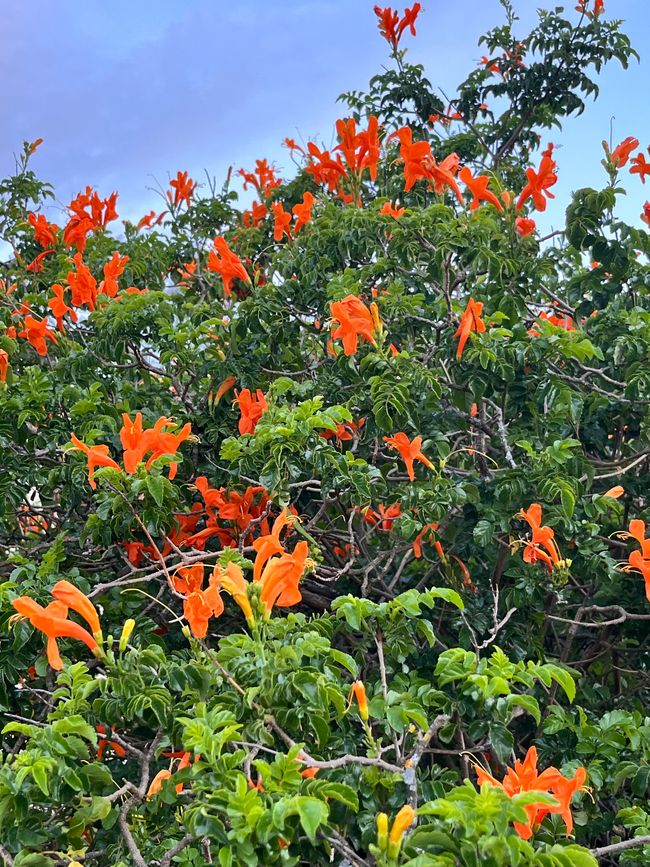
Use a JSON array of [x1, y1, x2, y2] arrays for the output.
[[351, 680, 369, 721], [388, 805, 415, 857]]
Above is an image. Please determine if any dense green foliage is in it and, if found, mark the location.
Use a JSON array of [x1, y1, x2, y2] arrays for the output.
[[0, 2, 649, 865]]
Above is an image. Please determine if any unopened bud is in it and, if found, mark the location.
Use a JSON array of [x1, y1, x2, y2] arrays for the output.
[[119, 618, 136, 652]]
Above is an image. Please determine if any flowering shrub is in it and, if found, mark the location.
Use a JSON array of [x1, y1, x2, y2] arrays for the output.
[[1, 2, 649, 865]]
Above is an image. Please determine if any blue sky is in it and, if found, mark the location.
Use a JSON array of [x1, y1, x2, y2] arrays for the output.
[[2, 0, 648, 231]]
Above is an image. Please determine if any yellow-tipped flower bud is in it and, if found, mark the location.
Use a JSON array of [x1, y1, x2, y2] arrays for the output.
[[388, 805, 415, 858], [351, 680, 369, 721], [376, 812, 389, 851], [119, 618, 136, 652]]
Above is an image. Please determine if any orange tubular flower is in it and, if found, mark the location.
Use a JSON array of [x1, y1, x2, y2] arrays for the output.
[[69, 434, 120, 489], [384, 432, 434, 481], [272, 202, 292, 242], [213, 561, 255, 626], [137, 210, 166, 230], [206, 236, 250, 297], [67, 253, 99, 311], [258, 540, 310, 615], [18, 315, 58, 356], [28, 212, 59, 248], [168, 170, 197, 207], [630, 147, 650, 183], [474, 746, 586, 840], [51, 580, 102, 638], [374, 4, 421, 48], [146, 769, 173, 800], [12, 595, 100, 670], [119, 414, 192, 480], [459, 166, 503, 211], [391, 126, 433, 191], [292, 191, 315, 232], [519, 503, 562, 572], [0, 349, 9, 384], [620, 519, 650, 602], [603, 485, 624, 499], [610, 136, 639, 168], [48, 284, 78, 331], [516, 144, 558, 212], [330, 295, 378, 356], [252, 509, 293, 581], [413, 522, 444, 560], [350, 680, 369, 720], [173, 563, 224, 639], [453, 298, 486, 360], [515, 216, 536, 237], [234, 388, 268, 435], [100, 252, 129, 298], [380, 201, 405, 218]]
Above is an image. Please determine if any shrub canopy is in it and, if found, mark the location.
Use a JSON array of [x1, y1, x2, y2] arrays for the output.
[[1, 2, 649, 865]]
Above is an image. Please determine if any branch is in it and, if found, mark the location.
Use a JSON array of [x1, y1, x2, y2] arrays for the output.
[[158, 834, 197, 867], [0, 844, 14, 866], [549, 605, 650, 629], [591, 834, 650, 858]]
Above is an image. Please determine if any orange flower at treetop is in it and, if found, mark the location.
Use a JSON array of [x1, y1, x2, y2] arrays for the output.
[[515, 216, 536, 237], [18, 315, 58, 356], [136, 210, 166, 231], [172, 563, 224, 639], [330, 295, 380, 356], [454, 298, 486, 359], [474, 746, 587, 840], [168, 170, 196, 207], [0, 350, 9, 384], [630, 147, 650, 183], [516, 144, 558, 212], [242, 200, 268, 228], [350, 680, 369, 720], [374, 4, 422, 48], [206, 236, 250, 297], [48, 284, 78, 331], [292, 191, 315, 232], [334, 116, 381, 182], [459, 166, 503, 211], [69, 434, 121, 489], [384, 432, 434, 481], [63, 187, 118, 253], [28, 212, 59, 248], [610, 136, 639, 168], [576, 0, 604, 16], [380, 201, 405, 218], [272, 201, 292, 242], [12, 582, 102, 670], [234, 388, 268, 435], [519, 503, 562, 572], [619, 519, 650, 602]]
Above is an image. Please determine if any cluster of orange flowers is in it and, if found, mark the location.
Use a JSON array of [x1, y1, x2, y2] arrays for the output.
[[172, 509, 311, 637], [70, 413, 192, 489], [11, 580, 103, 670], [329, 294, 382, 356], [373, 4, 422, 49], [475, 747, 587, 840]]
